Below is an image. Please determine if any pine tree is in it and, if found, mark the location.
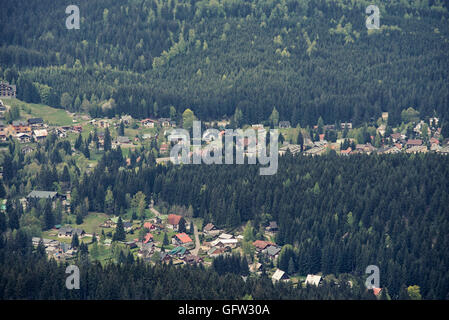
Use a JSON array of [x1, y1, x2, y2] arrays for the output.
[[113, 217, 126, 241]]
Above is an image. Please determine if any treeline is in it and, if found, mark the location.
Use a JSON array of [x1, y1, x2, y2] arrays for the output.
[[1, 0, 449, 125]]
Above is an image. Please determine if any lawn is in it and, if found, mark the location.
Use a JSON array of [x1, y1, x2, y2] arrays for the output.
[[75, 212, 109, 235], [8, 98, 73, 126]]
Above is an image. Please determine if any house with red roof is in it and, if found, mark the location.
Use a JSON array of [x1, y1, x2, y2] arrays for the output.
[[143, 222, 155, 230], [143, 232, 153, 244], [253, 240, 275, 251], [167, 214, 184, 231], [172, 232, 194, 248]]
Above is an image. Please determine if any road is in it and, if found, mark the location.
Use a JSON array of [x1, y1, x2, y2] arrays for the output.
[[191, 223, 201, 256]]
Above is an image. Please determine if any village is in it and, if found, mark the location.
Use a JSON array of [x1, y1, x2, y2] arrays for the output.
[[0, 93, 446, 297]]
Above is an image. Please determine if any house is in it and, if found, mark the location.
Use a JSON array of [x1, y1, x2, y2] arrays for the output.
[[21, 146, 34, 155], [27, 190, 58, 201], [304, 274, 322, 287], [253, 240, 274, 251], [0, 81, 16, 98], [16, 133, 31, 143], [381, 112, 389, 121], [143, 232, 154, 244], [58, 227, 86, 238], [250, 262, 262, 273], [143, 222, 155, 230], [372, 287, 382, 297], [33, 129, 48, 141], [123, 221, 133, 232], [172, 233, 194, 248], [406, 139, 423, 148], [406, 145, 428, 154], [120, 115, 133, 125], [207, 246, 226, 257], [279, 121, 291, 129], [116, 136, 131, 144], [142, 133, 152, 140], [272, 269, 289, 282], [12, 121, 31, 133], [203, 223, 220, 236], [141, 118, 157, 128], [263, 245, 281, 260], [158, 118, 172, 127], [341, 122, 352, 130], [27, 118, 44, 128], [72, 125, 83, 133], [265, 221, 278, 232], [167, 214, 183, 231], [184, 254, 203, 265]]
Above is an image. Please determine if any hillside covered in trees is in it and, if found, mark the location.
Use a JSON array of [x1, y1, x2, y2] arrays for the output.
[[1, 0, 449, 125]]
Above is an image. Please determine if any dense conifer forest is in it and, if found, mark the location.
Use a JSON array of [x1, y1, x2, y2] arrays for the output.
[[1, 0, 449, 300], [1, 0, 449, 125]]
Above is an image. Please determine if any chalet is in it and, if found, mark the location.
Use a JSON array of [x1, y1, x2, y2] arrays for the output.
[[58, 227, 86, 238], [33, 129, 48, 141], [143, 222, 155, 231], [207, 246, 225, 257], [143, 232, 154, 244], [169, 246, 189, 257], [167, 214, 184, 231], [0, 81, 16, 98], [406, 139, 423, 148], [21, 146, 34, 155], [253, 240, 275, 251], [141, 118, 157, 128], [406, 145, 428, 154], [263, 245, 281, 260], [304, 274, 322, 287], [16, 133, 31, 143], [184, 254, 203, 265], [72, 125, 83, 133], [158, 118, 172, 127], [279, 121, 291, 129], [381, 112, 389, 121], [120, 115, 133, 125], [250, 262, 262, 273], [27, 190, 58, 201], [272, 269, 289, 282], [265, 221, 278, 232], [123, 221, 133, 232], [203, 223, 219, 236], [27, 118, 44, 128], [172, 233, 194, 248], [116, 136, 130, 145], [12, 120, 31, 133], [341, 122, 352, 130]]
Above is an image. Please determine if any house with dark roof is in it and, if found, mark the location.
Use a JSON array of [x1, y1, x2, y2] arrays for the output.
[[265, 221, 278, 232], [263, 245, 281, 260], [58, 227, 85, 238], [28, 118, 44, 128]]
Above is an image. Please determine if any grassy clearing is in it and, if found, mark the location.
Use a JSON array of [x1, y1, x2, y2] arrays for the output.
[[8, 98, 73, 126]]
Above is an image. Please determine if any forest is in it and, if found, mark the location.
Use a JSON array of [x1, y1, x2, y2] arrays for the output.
[[1, 0, 449, 126], [2, 131, 449, 299]]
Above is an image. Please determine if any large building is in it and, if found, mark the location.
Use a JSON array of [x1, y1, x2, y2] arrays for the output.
[[0, 81, 16, 98]]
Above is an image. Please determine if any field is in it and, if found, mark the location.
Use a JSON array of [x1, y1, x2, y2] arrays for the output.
[[7, 98, 74, 126]]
